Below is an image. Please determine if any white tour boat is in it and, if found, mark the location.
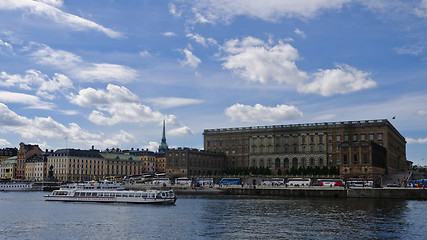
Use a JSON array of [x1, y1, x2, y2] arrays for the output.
[[0, 180, 41, 191], [59, 180, 125, 191], [44, 188, 177, 204]]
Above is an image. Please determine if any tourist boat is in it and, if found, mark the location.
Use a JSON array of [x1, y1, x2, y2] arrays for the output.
[[0, 180, 42, 191], [59, 180, 125, 191], [44, 188, 177, 204]]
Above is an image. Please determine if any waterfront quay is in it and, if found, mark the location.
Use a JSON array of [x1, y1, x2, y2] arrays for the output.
[[124, 183, 427, 199]]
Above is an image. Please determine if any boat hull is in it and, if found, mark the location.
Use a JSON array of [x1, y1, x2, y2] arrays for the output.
[[44, 195, 176, 204]]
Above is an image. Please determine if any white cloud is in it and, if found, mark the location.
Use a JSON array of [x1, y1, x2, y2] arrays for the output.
[[145, 97, 204, 109], [0, 103, 135, 149], [186, 33, 218, 47], [168, 3, 181, 17], [0, 39, 12, 51], [30, 45, 82, 67], [415, 0, 427, 18], [69, 84, 174, 126], [180, 48, 201, 68], [36, 0, 63, 8], [225, 103, 303, 123], [220, 37, 376, 96], [168, 126, 194, 137], [29, 44, 137, 83], [298, 64, 377, 96], [394, 44, 425, 56], [141, 141, 160, 152], [162, 32, 177, 37], [0, 90, 55, 109], [220, 37, 308, 84], [0, 0, 123, 38], [294, 28, 306, 38], [59, 110, 79, 116], [406, 137, 427, 144], [69, 84, 139, 106], [0, 69, 73, 100], [180, 0, 352, 24], [75, 63, 137, 83], [417, 109, 427, 117], [104, 130, 136, 146], [0, 139, 11, 146], [139, 50, 151, 57]]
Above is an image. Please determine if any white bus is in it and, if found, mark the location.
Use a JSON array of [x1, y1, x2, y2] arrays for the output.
[[152, 178, 171, 185], [261, 178, 285, 186], [286, 178, 311, 187], [175, 177, 192, 186]]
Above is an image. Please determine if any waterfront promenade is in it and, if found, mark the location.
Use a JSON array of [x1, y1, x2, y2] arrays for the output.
[[124, 183, 427, 199]]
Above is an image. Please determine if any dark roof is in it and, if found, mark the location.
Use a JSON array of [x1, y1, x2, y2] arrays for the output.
[[51, 149, 103, 158], [26, 154, 48, 163]]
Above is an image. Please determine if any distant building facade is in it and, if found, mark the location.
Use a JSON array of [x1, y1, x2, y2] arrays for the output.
[[123, 149, 166, 173], [204, 119, 406, 180], [16, 143, 43, 179], [25, 153, 49, 181], [165, 148, 227, 178], [0, 157, 17, 179], [47, 148, 149, 182]]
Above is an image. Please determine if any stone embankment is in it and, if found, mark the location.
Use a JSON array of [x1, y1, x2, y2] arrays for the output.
[[124, 183, 427, 199]]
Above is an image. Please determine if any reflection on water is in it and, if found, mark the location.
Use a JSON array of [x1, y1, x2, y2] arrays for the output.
[[0, 192, 426, 240]]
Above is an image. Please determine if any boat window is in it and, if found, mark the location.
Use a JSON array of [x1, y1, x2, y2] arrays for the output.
[[141, 193, 147, 198], [116, 193, 122, 197], [104, 193, 110, 197], [135, 193, 141, 197], [129, 193, 135, 197], [91, 192, 97, 196]]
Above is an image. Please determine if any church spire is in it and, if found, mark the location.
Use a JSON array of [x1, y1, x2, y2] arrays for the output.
[[158, 118, 168, 153]]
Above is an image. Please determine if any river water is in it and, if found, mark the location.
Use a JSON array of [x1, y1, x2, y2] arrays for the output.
[[0, 191, 425, 240]]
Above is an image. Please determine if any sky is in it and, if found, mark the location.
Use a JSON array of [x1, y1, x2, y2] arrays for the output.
[[0, 0, 426, 165]]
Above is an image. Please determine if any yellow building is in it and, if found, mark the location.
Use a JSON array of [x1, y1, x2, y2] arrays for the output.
[[47, 148, 145, 182], [0, 157, 17, 179], [25, 154, 48, 181]]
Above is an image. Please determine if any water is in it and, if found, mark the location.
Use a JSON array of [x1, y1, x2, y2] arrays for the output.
[[0, 192, 426, 240]]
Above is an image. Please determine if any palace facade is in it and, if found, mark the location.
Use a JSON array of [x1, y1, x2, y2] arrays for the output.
[[203, 119, 407, 180]]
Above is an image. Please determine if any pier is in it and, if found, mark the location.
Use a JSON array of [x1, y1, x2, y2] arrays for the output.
[[125, 183, 427, 199]]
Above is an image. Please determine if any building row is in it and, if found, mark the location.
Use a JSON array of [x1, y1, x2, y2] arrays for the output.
[[1, 119, 409, 182]]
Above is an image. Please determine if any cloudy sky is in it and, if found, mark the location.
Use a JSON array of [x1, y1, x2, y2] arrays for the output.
[[0, 0, 426, 165]]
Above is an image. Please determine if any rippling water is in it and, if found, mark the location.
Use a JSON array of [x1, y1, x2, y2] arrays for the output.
[[0, 192, 426, 240]]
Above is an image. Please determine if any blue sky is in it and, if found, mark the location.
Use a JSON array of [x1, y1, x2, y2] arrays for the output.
[[0, 0, 426, 165]]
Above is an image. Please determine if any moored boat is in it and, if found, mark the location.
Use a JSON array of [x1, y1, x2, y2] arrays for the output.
[[0, 180, 42, 191], [44, 188, 177, 204], [59, 180, 125, 191]]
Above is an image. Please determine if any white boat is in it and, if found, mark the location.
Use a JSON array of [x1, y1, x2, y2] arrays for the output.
[[59, 180, 125, 191], [44, 188, 177, 204], [0, 180, 42, 191]]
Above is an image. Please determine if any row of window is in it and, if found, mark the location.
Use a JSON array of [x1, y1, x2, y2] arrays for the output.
[[207, 139, 248, 147], [207, 132, 384, 148], [329, 133, 383, 142], [250, 157, 329, 168]]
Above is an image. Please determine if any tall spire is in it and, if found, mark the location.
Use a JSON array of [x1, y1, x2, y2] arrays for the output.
[[158, 118, 168, 153]]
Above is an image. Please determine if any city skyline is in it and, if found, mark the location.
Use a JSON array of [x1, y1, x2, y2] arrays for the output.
[[0, 1, 426, 165]]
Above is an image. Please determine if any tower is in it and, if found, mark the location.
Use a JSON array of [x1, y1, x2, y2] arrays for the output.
[[158, 119, 168, 153]]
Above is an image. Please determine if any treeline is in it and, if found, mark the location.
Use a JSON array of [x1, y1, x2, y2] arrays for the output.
[[221, 166, 339, 176]]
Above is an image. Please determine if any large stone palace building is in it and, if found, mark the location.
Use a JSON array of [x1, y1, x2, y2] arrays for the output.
[[203, 119, 407, 180]]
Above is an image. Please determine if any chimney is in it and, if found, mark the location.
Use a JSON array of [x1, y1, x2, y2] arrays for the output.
[[92, 145, 94, 150]]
